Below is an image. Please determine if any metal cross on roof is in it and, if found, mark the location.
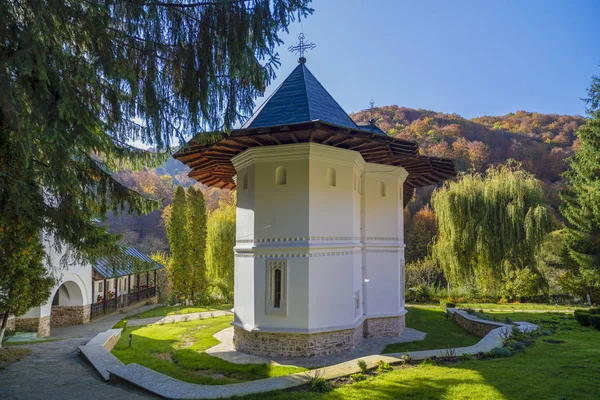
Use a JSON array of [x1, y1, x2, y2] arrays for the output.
[[288, 33, 316, 64]]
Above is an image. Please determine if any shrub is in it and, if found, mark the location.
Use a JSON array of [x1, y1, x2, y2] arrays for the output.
[[376, 360, 393, 373], [489, 347, 513, 358], [306, 370, 332, 393], [357, 359, 368, 374], [350, 373, 366, 382], [460, 353, 475, 361], [589, 315, 600, 330], [420, 358, 438, 366], [506, 340, 526, 352], [541, 329, 552, 336], [401, 354, 412, 364], [446, 302, 456, 309], [504, 316, 513, 324], [574, 311, 591, 326]]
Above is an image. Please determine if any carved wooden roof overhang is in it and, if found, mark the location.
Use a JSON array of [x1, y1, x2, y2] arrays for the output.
[[173, 120, 456, 207]]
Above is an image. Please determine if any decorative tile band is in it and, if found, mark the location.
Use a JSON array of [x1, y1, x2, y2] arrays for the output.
[[235, 250, 363, 258], [237, 236, 400, 244]]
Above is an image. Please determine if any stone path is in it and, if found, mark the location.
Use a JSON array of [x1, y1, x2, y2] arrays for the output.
[[107, 322, 538, 399], [206, 326, 426, 368], [127, 309, 232, 327], [0, 303, 161, 400]]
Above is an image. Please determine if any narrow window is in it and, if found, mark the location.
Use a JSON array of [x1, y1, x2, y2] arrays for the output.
[[276, 166, 287, 185], [380, 182, 386, 197], [99, 282, 103, 293], [273, 269, 282, 308], [242, 172, 248, 190], [327, 168, 336, 187]]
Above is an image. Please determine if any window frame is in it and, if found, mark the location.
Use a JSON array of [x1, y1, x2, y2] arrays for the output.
[[266, 259, 288, 316]]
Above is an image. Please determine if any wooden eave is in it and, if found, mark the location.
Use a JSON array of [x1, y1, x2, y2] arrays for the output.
[[173, 120, 456, 204]]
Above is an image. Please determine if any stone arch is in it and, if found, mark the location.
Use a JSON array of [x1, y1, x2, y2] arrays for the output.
[[49, 278, 90, 328]]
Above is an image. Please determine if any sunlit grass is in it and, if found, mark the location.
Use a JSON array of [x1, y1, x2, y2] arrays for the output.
[[382, 306, 480, 353], [111, 315, 305, 384]]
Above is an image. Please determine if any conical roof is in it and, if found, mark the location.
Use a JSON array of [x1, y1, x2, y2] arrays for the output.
[[242, 63, 360, 130]]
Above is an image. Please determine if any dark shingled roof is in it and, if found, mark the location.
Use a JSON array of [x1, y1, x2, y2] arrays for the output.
[[93, 246, 164, 278], [243, 63, 376, 132]]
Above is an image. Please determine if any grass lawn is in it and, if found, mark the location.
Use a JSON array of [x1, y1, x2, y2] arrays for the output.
[[242, 308, 600, 400], [112, 315, 305, 384], [0, 347, 31, 370], [382, 306, 480, 353], [128, 304, 233, 319]]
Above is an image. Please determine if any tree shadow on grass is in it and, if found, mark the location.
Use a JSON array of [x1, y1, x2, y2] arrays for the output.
[[111, 317, 303, 385]]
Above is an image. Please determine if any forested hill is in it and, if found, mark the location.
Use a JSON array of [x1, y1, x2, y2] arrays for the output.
[[351, 107, 585, 213], [108, 106, 585, 258]]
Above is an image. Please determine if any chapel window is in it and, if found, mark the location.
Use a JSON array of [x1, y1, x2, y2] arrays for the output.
[[242, 172, 248, 190], [276, 166, 287, 185], [266, 260, 287, 316], [380, 182, 386, 197], [327, 168, 336, 187]]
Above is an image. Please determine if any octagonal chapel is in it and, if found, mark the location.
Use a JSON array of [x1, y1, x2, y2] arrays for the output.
[[174, 58, 455, 357]]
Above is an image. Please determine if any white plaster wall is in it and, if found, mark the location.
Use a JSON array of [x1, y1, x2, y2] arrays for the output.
[[22, 234, 92, 319], [231, 143, 407, 333]]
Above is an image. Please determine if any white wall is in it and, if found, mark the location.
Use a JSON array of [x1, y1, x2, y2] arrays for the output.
[[231, 142, 407, 334]]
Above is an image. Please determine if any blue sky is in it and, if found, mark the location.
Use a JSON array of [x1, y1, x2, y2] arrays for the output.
[[258, 0, 600, 119]]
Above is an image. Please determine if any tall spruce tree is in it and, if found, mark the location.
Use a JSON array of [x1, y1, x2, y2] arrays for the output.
[[431, 161, 553, 293], [186, 186, 207, 302], [0, 1, 312, 296], [560, 73, 600, 303], [166, 186, 191, 301]]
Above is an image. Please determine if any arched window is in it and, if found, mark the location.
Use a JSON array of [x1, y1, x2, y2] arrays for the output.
[[266, 260, 287, 315], [273, 268, 282, 308], [380, 182, 386, 197], [327, 168, 336, 187], [242, 172, 248, 190], [276, 166, 287, 185]]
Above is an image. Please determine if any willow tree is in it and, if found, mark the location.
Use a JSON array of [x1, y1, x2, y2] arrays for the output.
[[431, 161, 553, 292], [186, 186, 207, 300], [206, 193, 236, 301], [1, 0, 311, 310], [560, 73, 600, 302]]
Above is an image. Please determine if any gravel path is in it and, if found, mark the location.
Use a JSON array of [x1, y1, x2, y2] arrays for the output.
[[0, 305, 161, 400]]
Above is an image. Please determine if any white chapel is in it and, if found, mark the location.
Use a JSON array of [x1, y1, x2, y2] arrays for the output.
[[174, 53, 455, 357]]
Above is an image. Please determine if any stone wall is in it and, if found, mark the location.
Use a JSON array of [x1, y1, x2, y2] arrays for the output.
[[451, 309, 506, 338], [233, 315, 406, 357], [15, 316, 51, 337], [51, 305, 91, 327], [103, 330, 121, 351], [363, 316, 405, 338], [233, 324, 364, 357]]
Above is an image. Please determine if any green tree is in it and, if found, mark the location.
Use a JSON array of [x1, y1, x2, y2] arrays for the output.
[[560, 73, 600, 303], [0, 227, 54, 346], [206, 193, 236, 301], [186, 186, 207, 301], [166, 186, 190, 301], [0, 0, 312, 305], [431, 161, 553, 293]]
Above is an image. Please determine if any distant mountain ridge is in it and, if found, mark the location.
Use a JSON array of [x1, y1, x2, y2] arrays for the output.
[[108, 106, 585, 256]]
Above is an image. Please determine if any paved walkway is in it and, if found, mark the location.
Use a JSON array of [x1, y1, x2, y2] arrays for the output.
[[0, 304, 161, 400], [206, 326, 426, 368]]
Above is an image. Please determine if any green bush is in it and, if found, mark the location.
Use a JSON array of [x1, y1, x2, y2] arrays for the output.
[[589, 315, 600, 330], [574, 310, 591, 326], [460, 353, 475, 361], [376, 360, 393, 373], [357, 359, 368, 374], [350, 373, 366, 382], [446, 302, 456, 309], [489, 347, 513, 358]]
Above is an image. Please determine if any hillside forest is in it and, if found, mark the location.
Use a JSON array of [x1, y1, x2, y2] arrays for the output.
[[108, 107, 585, 300]]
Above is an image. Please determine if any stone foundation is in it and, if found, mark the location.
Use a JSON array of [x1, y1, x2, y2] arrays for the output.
[[233, 315, 405, 357], [15, 316, 51, 337], [364, 316, 405, 338], [51, 305, 91, 327]]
